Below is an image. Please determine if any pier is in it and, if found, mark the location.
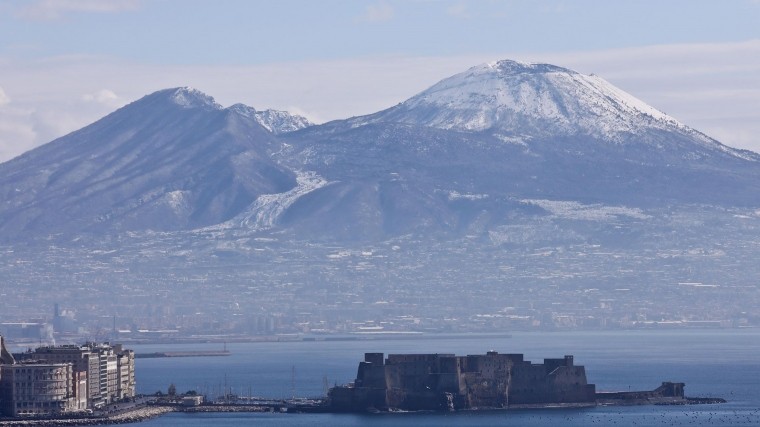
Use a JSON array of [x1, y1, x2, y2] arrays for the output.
[[134, 350, 231, 359]]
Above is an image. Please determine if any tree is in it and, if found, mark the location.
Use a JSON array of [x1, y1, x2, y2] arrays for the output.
[[168, 383, 176, 396]]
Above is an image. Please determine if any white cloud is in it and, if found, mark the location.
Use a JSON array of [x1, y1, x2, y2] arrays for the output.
[[0, 104, 36, 162], [446, 3, 470, 19], [358, 1, 394, 22], [16, 0, 140, 21], [82, 89, 121, 106], [0, 87, 9, 106]]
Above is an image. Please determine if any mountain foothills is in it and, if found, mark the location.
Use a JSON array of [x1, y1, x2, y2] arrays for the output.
[[1, 60, 759, 335]]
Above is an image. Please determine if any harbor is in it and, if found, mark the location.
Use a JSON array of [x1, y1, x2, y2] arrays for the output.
[[2, 331, 755, 426]]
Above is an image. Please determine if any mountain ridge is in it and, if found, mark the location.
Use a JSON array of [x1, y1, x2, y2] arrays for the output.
[[0, 60, 759, 241], [0, 87, 300, 238]]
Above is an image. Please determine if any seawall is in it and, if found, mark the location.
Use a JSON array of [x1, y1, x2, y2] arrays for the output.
[[0, 406, 174, 426]]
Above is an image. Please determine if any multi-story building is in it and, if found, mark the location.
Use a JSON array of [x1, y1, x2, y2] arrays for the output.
[[0, 362, 79, 417], [10, 341, 135, 409], [114, 344, 135, 400]]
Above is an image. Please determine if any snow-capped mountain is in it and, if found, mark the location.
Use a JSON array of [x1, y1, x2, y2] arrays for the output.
[[3, 62, 760, 337], [0, 87, 298, 238], [362, 60, 754, 160], [0, 63, 759, 242], [368, 60, 680, 136], [269, 60, 760, 238]]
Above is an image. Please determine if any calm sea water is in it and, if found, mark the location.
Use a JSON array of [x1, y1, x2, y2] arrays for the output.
[[124, 330, 759, 426]]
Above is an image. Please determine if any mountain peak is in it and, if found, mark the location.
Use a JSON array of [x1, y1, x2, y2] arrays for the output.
[[228, 103, 314, 134], [159, 87, 222, 110], [365, 58, 684, 140], [486, 59, 570, 75]]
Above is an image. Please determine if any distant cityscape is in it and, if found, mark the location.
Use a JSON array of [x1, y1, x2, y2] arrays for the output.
[[2, 211, 758, 345]]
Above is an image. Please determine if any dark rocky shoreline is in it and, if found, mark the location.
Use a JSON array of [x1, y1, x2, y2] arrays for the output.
[[0, 406, 174, 426]]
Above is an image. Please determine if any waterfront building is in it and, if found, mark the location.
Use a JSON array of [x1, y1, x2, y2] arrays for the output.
[[0, 362, 79, 417], [114, 344, 135, 400], [11, 341, 135, 408], [182, 395, 204, 406]]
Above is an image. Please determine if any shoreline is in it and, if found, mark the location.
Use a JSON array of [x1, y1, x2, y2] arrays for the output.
[[0, 406, 174, 426], [0, 396, 729, 426], [9, 329, 759, 353]]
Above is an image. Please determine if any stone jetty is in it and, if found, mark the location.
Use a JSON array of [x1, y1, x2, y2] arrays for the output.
[[0, 406, 174, 426]]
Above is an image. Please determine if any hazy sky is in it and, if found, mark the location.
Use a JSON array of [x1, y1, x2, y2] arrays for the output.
[[1, 0, 759, 162]]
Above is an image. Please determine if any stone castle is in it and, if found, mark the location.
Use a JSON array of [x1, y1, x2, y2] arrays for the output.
[[329, 351, 597, 411]]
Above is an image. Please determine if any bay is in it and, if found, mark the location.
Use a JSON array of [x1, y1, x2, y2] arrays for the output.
[[124, 330, 759, 426]]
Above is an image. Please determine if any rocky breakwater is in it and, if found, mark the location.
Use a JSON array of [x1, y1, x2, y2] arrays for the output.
[[0, 406, 175, 426], [180, 405, 277, 413]]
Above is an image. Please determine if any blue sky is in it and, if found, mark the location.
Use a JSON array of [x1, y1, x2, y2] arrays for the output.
[[0, 0, 759, 161]]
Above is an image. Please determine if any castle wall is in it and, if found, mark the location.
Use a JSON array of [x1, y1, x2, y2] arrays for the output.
[[459, 352, 513, 408], [596, 382, 685, 405], [328, 385, 387, 412], [329, 351, 596, 412], [546, 366, 596, 403], [493, 357, 594, 405], [356, 361, 385, 389]]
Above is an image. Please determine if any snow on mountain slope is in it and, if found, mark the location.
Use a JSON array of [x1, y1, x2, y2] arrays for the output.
[[209, 170, 330, 231], [362, 60, 745, 156], [2, 60, 760, 243], [0, 87, 298, 238], [228, 104, 313, 134], [151, 87, 313, 134], [522, 199, 651, 221], [168, 87, 222, 110]]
